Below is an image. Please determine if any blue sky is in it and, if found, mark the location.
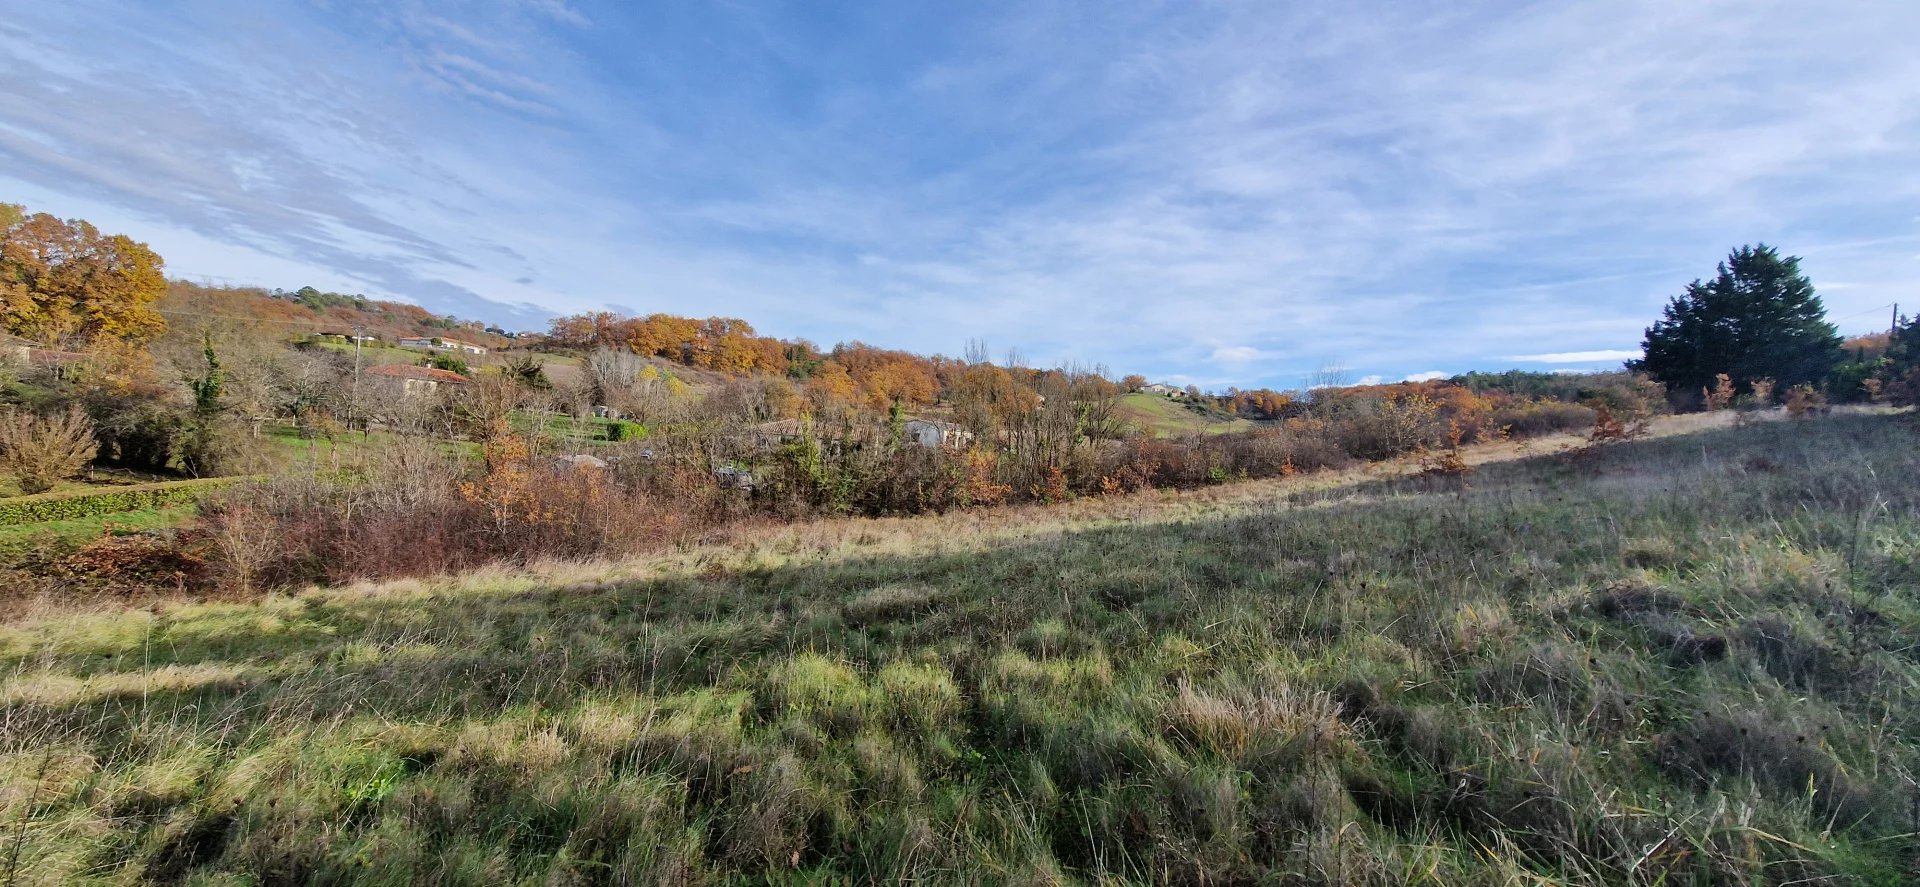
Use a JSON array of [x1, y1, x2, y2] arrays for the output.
[[2, 1, 1916, 389]]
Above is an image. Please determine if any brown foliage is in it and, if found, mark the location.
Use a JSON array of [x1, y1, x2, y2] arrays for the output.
[[58, 530, 209, 592], [958, 447, 1012, 507], [1417, 423, 1475, 482], [1783, 383, 1826, 418], [200, 437, 710, 588], [1588, 406, 1648, 443], [1702, 373, 1735, 411]]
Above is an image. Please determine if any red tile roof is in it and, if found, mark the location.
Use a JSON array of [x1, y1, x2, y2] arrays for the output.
[[367, 364, 470, 384]]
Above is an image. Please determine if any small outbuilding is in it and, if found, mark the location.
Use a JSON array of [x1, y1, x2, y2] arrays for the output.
[[903, 418, 973, 449]]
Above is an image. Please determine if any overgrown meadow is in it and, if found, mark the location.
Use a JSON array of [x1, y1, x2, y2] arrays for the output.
[[2, 413, 1917, 885]]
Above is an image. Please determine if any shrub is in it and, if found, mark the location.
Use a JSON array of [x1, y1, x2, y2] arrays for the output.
[[603, 419, 644, 442], [177, 414, 266, 478], [1783, 383, 1826, 418], [1588, 406, 1647, 443], [0, 406, 98, 494], [1702, 373, 1735, 411], [1488, 401, 1594, 438], [1331, 394, 1442, 461]]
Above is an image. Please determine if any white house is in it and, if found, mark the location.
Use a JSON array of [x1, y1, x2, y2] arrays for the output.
[[397, 336, 487, 355], [1140, 383, 1184, 397]]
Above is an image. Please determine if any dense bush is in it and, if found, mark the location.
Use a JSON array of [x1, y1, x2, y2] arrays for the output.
[[89, 402, 185, 472], [602, 419, 645, 441], [1488, 400, 1596, 438], [204, 437, 726, 588]]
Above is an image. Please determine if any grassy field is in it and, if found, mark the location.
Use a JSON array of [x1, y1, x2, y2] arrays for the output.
[[0, 506, 194, 560], [1115, 392, 1263, 437], [304, 341, 445, 367], [1, 412, 1917, 884], [261, 423, 483, 467]]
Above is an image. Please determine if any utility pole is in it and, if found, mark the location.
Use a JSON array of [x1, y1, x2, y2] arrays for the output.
[[351, 324, 364, 438]]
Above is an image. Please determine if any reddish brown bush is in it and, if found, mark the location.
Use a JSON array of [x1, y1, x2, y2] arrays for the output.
[[56, 530, 209, 592], [200, 438, 712, 589]]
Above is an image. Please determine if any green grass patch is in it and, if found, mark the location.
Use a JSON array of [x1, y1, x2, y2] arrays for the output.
[[305, 341, 444, 365], [1117, 391, 1264, 437], [262, 423, 482, 464]]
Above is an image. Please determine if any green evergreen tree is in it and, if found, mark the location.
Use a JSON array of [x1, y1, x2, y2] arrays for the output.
[[1887, 312, 1920, 369], [1631, 244, 1842, 398], [188, 334, 225, 415]]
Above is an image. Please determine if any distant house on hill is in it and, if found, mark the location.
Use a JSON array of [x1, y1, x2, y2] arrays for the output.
[[397, 336, 487, 355], [367, 363, 470, 395], [1140, 383, 1184, 397], [903, 418, 973, 449], [320, 331, 377, 344]]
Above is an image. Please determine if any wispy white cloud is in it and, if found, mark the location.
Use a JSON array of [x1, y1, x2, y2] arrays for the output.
[[523, 0, 590, 28], [1508, 350, 1642, 364], [1208, 345, 1265, 364], [1401, 371, 1449, 383]]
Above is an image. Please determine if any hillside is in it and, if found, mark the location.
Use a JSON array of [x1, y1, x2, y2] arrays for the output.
[[1115, 391, 1264, 437], [159, 281, 516, 351], [4, 411, 1917, 884]]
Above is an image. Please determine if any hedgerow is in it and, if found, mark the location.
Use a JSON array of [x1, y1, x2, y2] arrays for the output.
[[0, 477, 234, 525]]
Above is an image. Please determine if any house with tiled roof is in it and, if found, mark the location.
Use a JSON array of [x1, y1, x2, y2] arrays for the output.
[[366, 363, 471, 395]]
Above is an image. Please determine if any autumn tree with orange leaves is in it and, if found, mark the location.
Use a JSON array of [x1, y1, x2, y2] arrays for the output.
[[1, 203, 167, 346]]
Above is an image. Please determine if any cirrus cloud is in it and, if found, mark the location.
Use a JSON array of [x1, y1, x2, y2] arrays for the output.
[[1507, 350, 1642, 364]]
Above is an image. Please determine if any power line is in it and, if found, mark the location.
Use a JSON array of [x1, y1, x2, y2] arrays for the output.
[[155, 308, 351, 327], [1832, 302, 1895, 321]]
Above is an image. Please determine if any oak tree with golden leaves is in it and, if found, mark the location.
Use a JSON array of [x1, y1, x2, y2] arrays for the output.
[[0, 203, 167, 346]]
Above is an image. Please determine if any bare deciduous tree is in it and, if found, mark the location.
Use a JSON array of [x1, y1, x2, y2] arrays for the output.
[[0, 406, 98, 494]]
